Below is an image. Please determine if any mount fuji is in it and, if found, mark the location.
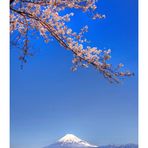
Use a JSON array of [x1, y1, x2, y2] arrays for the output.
[[43, 134, 138, 148], [44, 134, 98, 148]]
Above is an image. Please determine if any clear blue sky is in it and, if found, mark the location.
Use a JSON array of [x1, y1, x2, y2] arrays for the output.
[[11, 0, 138, 148]]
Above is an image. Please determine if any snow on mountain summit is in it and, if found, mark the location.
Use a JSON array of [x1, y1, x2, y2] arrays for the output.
[[44, 134, 98, 148], [58, 134, 83, 143]]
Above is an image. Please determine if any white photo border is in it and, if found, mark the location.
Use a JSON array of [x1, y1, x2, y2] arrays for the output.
[[0, 0, 148, 148], [0, 0, 10, 148]]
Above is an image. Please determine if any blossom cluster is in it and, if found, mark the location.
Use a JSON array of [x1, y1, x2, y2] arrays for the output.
[[10, 0, 133, 82]]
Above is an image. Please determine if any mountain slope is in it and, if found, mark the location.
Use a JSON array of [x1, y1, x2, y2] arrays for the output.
[[44, 134, 98, 148]]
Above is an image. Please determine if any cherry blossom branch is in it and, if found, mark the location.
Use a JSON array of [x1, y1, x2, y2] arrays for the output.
[[10, 0, 134, 83]]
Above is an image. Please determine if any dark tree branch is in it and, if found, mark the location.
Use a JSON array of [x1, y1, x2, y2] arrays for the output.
[[10, 0, 15, 4]]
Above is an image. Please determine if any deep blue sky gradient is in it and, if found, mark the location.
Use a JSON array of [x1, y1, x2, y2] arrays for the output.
[[11, 0, 138, 148]]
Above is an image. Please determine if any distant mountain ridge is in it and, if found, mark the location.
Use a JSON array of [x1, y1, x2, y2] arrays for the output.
[[99, 144, 138, 148], [44, 134, 138, 148]]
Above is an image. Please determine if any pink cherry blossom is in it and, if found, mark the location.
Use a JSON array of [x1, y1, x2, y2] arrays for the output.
[[10, 0, 133, 83]]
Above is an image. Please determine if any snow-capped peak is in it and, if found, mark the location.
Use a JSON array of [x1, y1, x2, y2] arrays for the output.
[[44, 134, 98, 148], [58, 134, 82, 143], [57, 134, 98, 147]]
